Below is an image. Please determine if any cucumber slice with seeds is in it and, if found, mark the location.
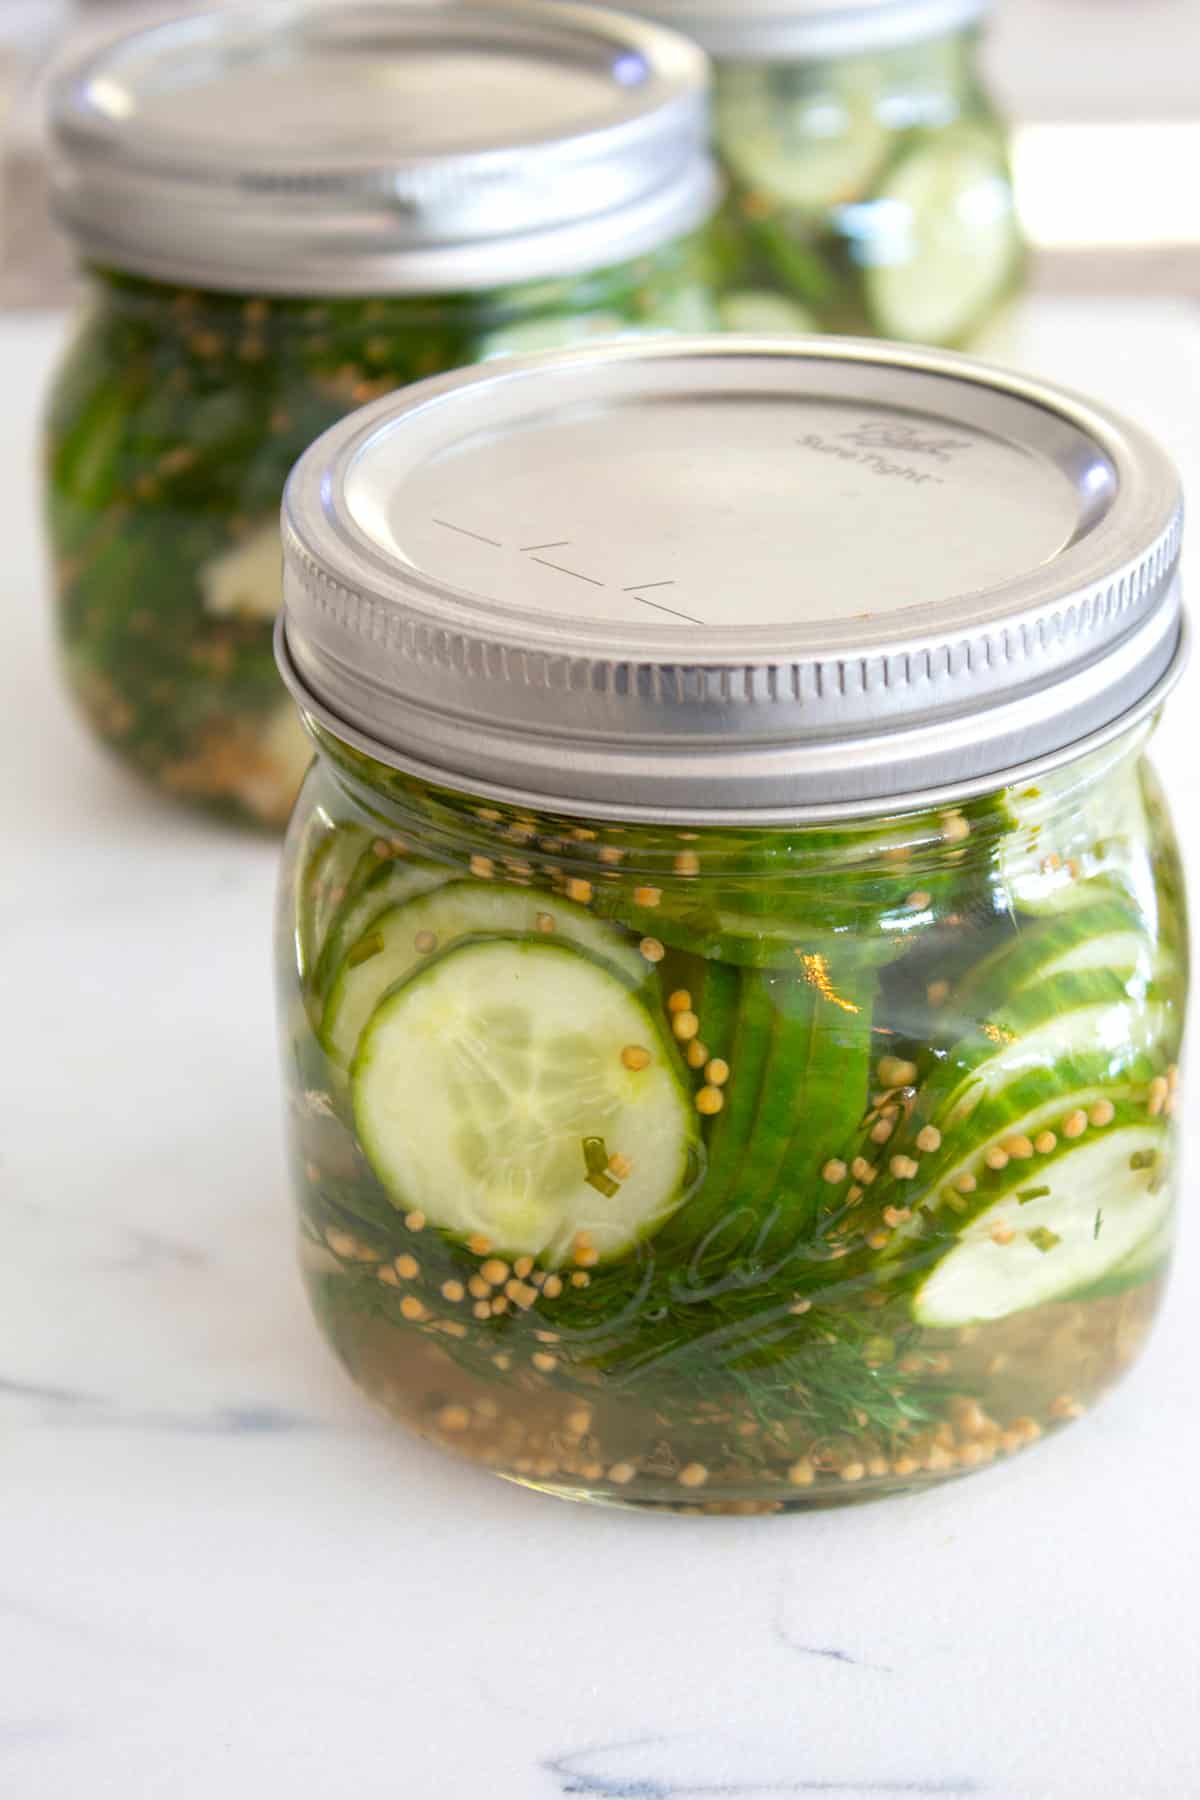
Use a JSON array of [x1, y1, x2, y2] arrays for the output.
[[352, 934, 697, 1264], [863, 124, 1021, 345], [323, 881, 647, 1070], [912, 1122, 1171, 1326]]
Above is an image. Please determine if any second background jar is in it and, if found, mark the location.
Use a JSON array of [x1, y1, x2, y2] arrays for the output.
[[569, 0, 1025, 344]]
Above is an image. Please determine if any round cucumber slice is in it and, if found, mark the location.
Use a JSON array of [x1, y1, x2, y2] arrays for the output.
[[352, 934, 697, 1264], [716, 62, 889, 210], [294, 822, 371, 988], [323, 881, 647, 1071], [912, 1123, 1172, 1326], [863, 125, 1020, 345]]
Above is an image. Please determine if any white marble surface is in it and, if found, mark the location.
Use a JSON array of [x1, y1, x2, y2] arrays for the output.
[[4, 302, 1200, 1799]]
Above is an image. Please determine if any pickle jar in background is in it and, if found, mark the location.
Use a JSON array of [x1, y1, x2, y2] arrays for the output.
[[43, 2, 718, 828], [576, 0, 1023, 343], [276, 337, 1186, 1514]]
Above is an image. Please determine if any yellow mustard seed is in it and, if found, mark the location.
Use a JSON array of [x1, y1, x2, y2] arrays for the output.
[[696, 1086, 725, 1117], [469, 854, 494, 880], [1168, 1064, 1179, 1093], [634, 886, 662, 908], [878, 1055, 918, 1089], [668, 989, 693, 1013], [639, 936, 665, 964], [890, 1155, 919, 1180], [882, 1205, 911, 1228], [394, 1254, 419, 1280], [840, 1462, 866, 1483], [787, 1459, 815, 1487], [916, 1125, 942, 1153], [851, 1156, 877, 1185], [532, 1352, 558, 1372], [399, 1297, 426, 1322], [674, 850, 701, 876], [565, 1408, 593, 1437], [846, 1185, 864, 1204], [542, 1275, 564, 1299], [404, 1210, 426, 1232], [990, 1222, 1015, 1246], [473, 1302, 491, 1320], [686, 1040, 709, 1069], [441, 1280, 465, 1303], [492, 1353, 512, 1371], [678, 1463, 709, 1489], [599, 845, 624, 865], [535, 912, 556, 934], [490, 1296, 509, 1316], [955, 1171, 977, 1194], [575, 1248, 600, 1269], [870, 1117, 895, 1144], [377, 1265, 400, 1287], [480, 1258, 510, 1286], [468, 1276, 491, 1300], [513, 1255, 534, 1279], [414, 930, 437, 955], [608, 1462, 636, 1484], [438, 1405, 471, 1433], [1063, 1109, 1089, 1139], [608, 1152, 634, 1180], [1034, 1131, 1057, 1155], [865, 1229, 890, 1250], [941, 811, 971, 843], [822, 1159, 847, 1185], [565, 877, 593, 904], [571, 1271, 591, 1289], [1089, 1099, 1116, 1127], [985, 1147, 1010, 1171], [1004, 1135, 1035, 1160], [672, 1011, 701, 1043], [467, 1232, 492, 1256], [705, 1059, 730, 1087], [906, 890, 932, 911], [622, 1044, 652, 1071]]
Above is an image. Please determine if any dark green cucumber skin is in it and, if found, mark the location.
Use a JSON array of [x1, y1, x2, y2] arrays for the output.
[[45, 241, 716, 828], [707, 27, 1024, 347]]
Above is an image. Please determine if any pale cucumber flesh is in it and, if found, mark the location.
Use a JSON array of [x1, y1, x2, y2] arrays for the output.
[[352, 935, 696, 1265]]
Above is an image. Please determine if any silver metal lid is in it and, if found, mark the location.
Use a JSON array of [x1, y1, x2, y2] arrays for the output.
[[563, 0, 993, 61], [278, 336, 1186, 822], [48, 1, 716, 295]]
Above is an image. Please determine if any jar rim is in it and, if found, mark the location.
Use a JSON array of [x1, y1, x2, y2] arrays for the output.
[[278, 335, 1186, 819], [47, 0, 716, 295]]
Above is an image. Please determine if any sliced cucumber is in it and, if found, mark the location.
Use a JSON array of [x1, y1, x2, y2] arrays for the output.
[[912, 1122, 1172, 1326], [716, 62, 890, 211], [925, 970, 1163, 1130], [352, 934, 697, 1264], [295, 822, 371, 990], [948, 897, 1150, 1020], [313, 858, 450, 1001], [863, 125, 1021, 345], [323, 881, 646, 1071]]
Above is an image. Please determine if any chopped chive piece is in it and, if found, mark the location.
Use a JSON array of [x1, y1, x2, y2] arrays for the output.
[[1130, 1149, 1159, 1172], [1027, 1227, 1061, 1254], [1016, 1185, 1051, 1205], [585, 1171, 620, 1199], [347, 931, 385, 967], [1093, 1209, 1104, 1240], [582, 1136, 610, 1178]]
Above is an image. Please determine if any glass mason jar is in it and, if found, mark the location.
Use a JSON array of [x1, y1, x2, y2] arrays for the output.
[[276, 338, 1187, 1514], [576, 0, 1024, 344], [43, 3, 718, 828]]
